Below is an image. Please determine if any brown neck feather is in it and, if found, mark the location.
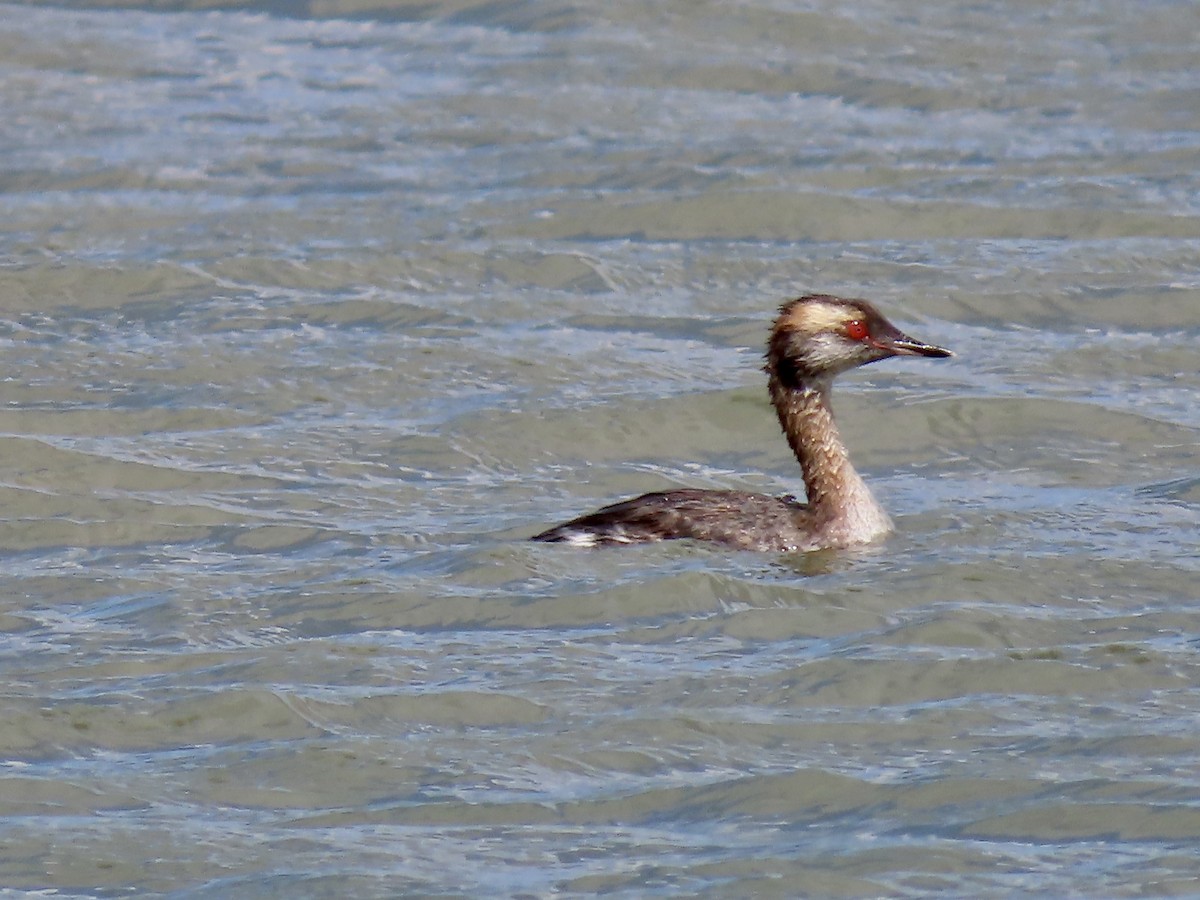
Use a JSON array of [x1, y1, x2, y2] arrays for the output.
[[766, 370, 881, 527], [772, 374, 849, 508]]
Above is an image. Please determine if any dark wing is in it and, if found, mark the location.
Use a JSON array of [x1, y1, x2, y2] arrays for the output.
[[531, 489, 811, 551]]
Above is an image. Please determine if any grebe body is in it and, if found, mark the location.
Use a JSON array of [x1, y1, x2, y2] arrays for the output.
[[532, 295, 952, 552]]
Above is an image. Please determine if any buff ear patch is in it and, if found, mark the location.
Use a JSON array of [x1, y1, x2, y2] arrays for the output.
[[778, 300, 853, 336]]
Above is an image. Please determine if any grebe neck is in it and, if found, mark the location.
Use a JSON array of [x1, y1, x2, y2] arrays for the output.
[[768, 374, 891, 537]]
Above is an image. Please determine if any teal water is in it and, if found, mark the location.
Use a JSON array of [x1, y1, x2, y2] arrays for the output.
[[1, 1, 1198, 895]]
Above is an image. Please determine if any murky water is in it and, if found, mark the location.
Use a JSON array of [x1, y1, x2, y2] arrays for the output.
[[1, 0, 1198, 895]]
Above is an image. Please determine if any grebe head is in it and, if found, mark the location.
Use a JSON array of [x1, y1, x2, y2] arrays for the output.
[[767, 294, 952, 385]]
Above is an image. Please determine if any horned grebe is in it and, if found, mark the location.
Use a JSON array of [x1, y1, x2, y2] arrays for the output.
[[531, 294, 952, 552]]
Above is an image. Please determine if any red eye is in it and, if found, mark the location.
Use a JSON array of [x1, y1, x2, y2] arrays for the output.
[[846, 320, 869, 341]]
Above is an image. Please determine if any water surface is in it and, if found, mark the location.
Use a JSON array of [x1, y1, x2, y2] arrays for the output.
[[1, 0, 1198, 895]]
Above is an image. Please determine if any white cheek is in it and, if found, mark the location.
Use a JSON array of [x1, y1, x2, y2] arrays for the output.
[[806, 334, 850, 369]]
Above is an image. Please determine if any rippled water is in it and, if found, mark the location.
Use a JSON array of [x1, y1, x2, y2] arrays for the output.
[[1, 0, 1199, 895]]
